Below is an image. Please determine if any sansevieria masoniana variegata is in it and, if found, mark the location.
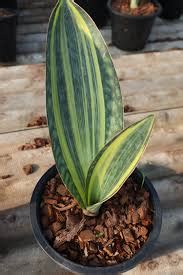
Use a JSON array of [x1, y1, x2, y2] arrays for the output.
[[46, 0, 154, 215]]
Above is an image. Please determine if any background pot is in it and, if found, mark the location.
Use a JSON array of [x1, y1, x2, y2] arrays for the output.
[[0, 0, 17, 9], [75, 0, 109, 28], [108, 0, 162, 51], [30, 165, 162, 274], [158, 0, 182, 20], [0, 9, 17, 63]]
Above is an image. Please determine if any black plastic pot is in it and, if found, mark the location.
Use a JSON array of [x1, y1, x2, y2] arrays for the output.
[[75, 0, 109, 28], [30, 165, 162, 274], [0, 9, 17, 63], [108, 0, 162, 51], [158, 0, 182, 20], [0, 0, 17, 9]]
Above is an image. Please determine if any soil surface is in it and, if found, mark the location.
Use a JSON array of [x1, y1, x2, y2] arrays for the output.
[[112, 0, 157, 16], [40, 173, 153, 266], [0, 9, 14, 17]]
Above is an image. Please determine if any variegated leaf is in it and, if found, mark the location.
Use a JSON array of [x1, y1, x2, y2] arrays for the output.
[[86, 115, 154, 214], [46, 0, 123, 208]]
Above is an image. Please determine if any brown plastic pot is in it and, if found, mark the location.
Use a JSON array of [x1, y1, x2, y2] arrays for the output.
[[30, 165, 162, 274]]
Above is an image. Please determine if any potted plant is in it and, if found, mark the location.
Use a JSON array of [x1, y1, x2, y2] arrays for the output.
[[158, 0, 182, 20], [30, 0, 162, 273], [0, 0, 17, 63], [108, 0, 162, 51], [75, 0, 109, 27]]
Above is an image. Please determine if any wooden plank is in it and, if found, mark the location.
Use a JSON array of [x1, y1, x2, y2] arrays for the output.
[[1, 51, 183, 133], [0, 119, 182, 211], [16, 38, 183, 57], [17, 22, 183, 43], [17, 0, 57, 9], [0, 242, 73, 275], [17, 23, 48, 35]]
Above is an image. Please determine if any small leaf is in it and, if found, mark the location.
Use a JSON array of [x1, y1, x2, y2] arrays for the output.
[[86, 115, 154, 213]]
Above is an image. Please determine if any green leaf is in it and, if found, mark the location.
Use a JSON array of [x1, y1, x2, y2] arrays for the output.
[[46, 0, 123, 208], [86, 115, 154, 214]]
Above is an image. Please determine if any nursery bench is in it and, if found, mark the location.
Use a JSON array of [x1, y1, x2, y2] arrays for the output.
[[0, 50, 183, 274]]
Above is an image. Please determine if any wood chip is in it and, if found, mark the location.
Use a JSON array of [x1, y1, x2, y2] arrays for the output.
[[0, 174, 13, 179], [103, 247, 113, 257], [19, 137, 50, 151], [123, 244, 133, 255], [137, 200, 148, 219], [84, 246, 88, 257], [34, 137, 49, 148], [124, 104, 136, 113], [27, 116, 47, 127], [53, 200, 77, 212], [122, 228, 135, 243], [104, 239, 113, 248], [95, 224, 105, 233], [50, 222, 63, 235], [66, 213, 82, 229], [79, 230, 96, 242], [56, 184, 68, 196], [54, 211, 66, 223], [54, 217, 86, 248], [44, 198, 57, 205], [41, 204, 53, 217], [23, 164, 33, 175], [138, 226, 148, 237]]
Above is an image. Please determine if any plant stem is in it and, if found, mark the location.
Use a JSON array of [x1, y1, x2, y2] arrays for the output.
[[130, 0, 139, 9], [83, 209, 98, 217]]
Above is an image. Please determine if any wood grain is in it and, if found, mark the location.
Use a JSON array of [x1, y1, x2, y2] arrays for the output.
[[1, 51, 183, 133], [0, 121, 182, 211]]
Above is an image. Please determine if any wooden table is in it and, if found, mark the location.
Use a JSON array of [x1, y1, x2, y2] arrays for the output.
[[0, 48, 183, 274]]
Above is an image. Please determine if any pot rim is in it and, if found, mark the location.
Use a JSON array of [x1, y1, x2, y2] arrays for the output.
[[108, 0, 162, 20], [30, 165, 162, 273]]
